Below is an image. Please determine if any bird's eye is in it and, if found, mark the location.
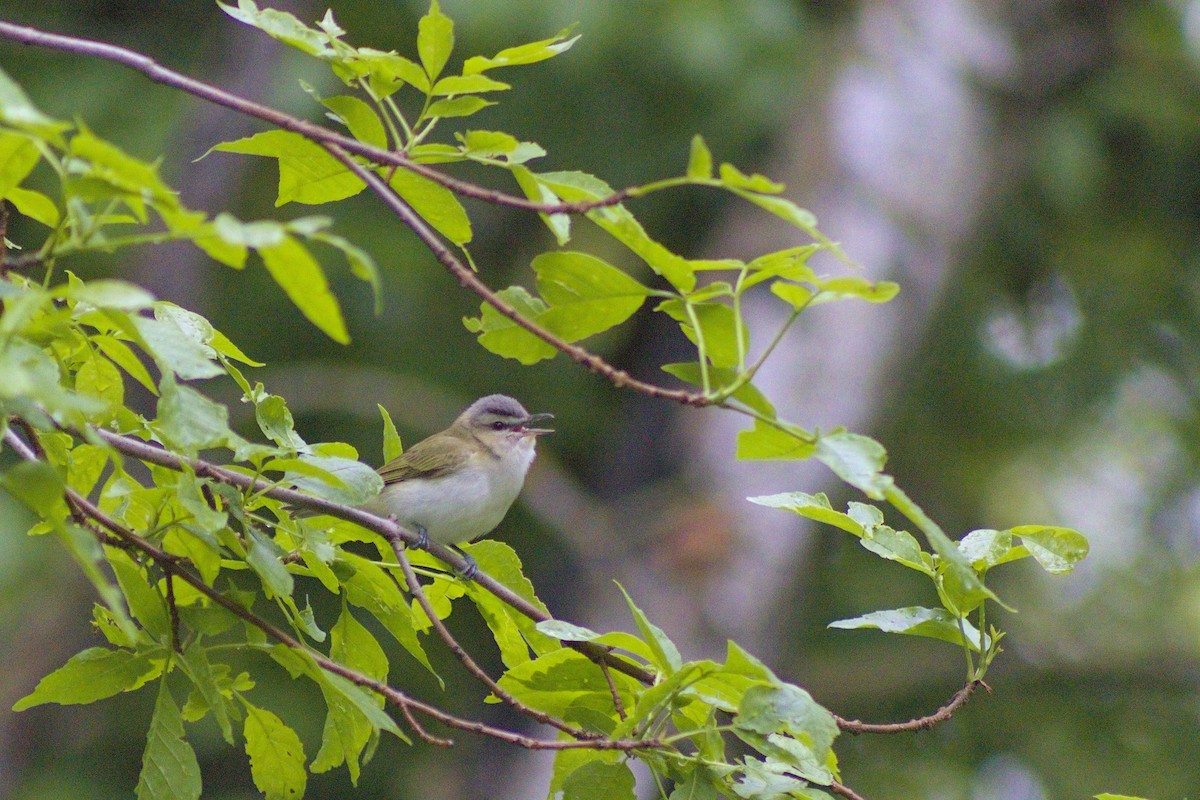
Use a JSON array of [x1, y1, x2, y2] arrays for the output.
[[492, 420, 506, 430]]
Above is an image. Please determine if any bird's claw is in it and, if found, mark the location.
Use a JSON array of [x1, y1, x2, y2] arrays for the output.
[[451, 546, 478, 581]]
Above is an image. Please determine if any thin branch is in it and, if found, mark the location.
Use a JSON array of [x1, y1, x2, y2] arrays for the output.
[[165, 572, 182, 654], [599, 659, 627, 721], [834, 681, 984, 734], [829, 779, 868, 800], [0, 20, 627, 216], [393, 548, 604, 741], [323, 142, 709, 407]]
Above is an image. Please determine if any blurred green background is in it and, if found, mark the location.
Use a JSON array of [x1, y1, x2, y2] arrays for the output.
[[2, 1, 1199, 798]]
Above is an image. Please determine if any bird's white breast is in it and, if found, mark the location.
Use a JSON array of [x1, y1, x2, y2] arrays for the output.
[[364, 436, 537, 545]]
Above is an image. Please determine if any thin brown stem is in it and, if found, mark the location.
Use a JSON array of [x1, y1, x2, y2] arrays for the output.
[[323, 143, 708, 407], [0, 20, 626, 216], [829, 779, 868, 800], [393, 549, 602, 740], [834, 680, 984, 734], [600, 659, 627, 721]]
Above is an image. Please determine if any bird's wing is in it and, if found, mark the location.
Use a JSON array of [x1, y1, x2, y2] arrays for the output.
[[376, 435, 473, 485]]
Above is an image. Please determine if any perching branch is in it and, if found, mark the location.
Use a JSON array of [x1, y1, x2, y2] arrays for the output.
[[0, 20, 627, 216]]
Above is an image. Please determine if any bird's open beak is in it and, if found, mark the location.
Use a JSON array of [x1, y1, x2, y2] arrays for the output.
[[521, 412, 554, 435]]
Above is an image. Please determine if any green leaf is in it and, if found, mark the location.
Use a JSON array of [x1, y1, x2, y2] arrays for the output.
[[662, 363, 774, 416], [957, 528, 1016, 570], [535, 619, 602, 642], [537, 170, 696, 292], [533, 251, 650, 339], [616, 581, 681, 674], [687, 134, 713, 179], [495, 648, 612, 718], [312, 603, 389, 783], [389, 167, 472, 245], [107, 547, 170, 640], [463, 540, 558, 661], [0, 66, 69, 140], [378, 404, 404, 462], [719, 163, 785, 194], [136, 683, 201, 800], [417, 0, 455, 81], [1011, 525, 1089, 574], [243, 701, 307, 800], [736, 419, 815, 461], [1, 460, 68, 521], [259, 235, 350, 344], [281, 453, 382, 505], [357, 49, 430, 95], [156, 379, 240, 457], [211, 130, 364, 206], [657, 299, 745, 368], [246, 530, 294, 599], [93, 335, 158, 395], [426, 96, 496, 119], [13, 647, 162, 710], [860, 524, 931, 575], [321, 95, 388, 150], [0, 131, 39, 196], [668, 768, 727, 800], [463, 286, 556, 365], [341, 554, 436, 678], [7, 186, 60, 227], [562, 760, 636, 800], [180, 642, 233, 743], [76, 350, 124, 411], [747, 492, 863, 536], [829, 607, 988, 651], [815, 431, 893, 499], [133, 313, 223, 381], [432, 73, 510, 95], [464, 29, 580, 74], [219, 0, 333, 57], [808, 276, 899, 305], [736, 684, 838, 755]]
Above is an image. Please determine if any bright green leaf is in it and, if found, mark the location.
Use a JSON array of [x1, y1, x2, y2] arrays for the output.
[[389, 167, 472, 245], [211, 130, 364, 206], [259, 235, 349, 344], [687, 134, 713, 180], [736, 419, 815, 461], [13, 647, 162, 710], [1012, 525, 1089, 574], [378, 404, 403, 463], [417, 0, 455, 81], [321, 95, 388, 150], [463, 29, 580, 74], [815, 431, 893, 499], [243, 701, 307, 800]]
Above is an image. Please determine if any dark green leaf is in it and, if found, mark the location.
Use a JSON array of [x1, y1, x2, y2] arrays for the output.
[[562, 760, 636, 800], [136, 683, 201, 800]]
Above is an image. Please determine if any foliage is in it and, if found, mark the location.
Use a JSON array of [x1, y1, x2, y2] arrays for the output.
[[0, 4, 1093, 800]]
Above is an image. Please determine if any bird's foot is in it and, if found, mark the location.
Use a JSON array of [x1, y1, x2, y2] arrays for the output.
[[397, 519, 429, 551], [450, 546, 478, 581]]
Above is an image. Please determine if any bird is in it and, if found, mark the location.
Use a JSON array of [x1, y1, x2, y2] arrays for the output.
[[358, 394, 552, 578]]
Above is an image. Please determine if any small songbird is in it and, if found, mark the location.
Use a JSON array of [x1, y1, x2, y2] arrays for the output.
[[359, 394, 552, 577]]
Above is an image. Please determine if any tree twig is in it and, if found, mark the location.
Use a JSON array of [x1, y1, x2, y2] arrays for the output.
[[393, 548, 604, 740], [834, 680, 984, 734]]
